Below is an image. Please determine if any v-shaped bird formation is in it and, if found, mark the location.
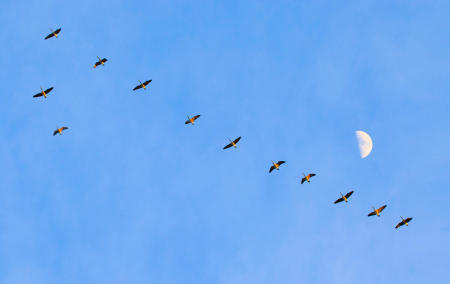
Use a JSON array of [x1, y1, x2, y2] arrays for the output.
[[34, 26, 414, 232]]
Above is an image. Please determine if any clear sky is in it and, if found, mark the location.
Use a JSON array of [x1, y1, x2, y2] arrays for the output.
[[0, 0, 449, 283]]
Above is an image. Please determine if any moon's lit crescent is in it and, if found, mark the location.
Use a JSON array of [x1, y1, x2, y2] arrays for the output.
[[355, 130, 373, 159]]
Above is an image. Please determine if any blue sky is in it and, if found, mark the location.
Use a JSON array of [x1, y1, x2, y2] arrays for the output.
[[0, 0, 449, 283]]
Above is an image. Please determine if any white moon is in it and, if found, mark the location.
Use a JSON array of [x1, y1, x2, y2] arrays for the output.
[[355, 130, 373, 159]]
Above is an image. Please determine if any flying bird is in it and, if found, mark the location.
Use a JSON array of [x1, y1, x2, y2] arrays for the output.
[[269, 161, 285, 173], [185, 115, 201, 125], [301, 173, 316, 184], [395, 216, 413, 229], [33, 87, 54, 98], [44, 28, 61, 40], [53, 126, 68, 136], [133, 80, 152, 91], [223, 136, 241, 150], [368, 205, 387, 217], [93, 56, 108, 68], [334, 191, 354, 204]]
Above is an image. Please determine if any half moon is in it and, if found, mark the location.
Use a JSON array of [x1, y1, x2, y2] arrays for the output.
[[355, 130, 373, 159]]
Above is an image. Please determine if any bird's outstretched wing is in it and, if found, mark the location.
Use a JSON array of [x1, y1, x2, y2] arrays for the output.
[[61, 127, 68, 131], [44, 87, 53, 94], [223, 143, 232, 150], [334, 197, 344, 204], [101, 58, 108, 63], [377, 205, 387, 213], [192, 115, 200, 121], [53, 130, 59, 136], [33, 93, 43, 98], [301, 177, 306, 184], [309, 173, 316, 177], [233, 136, 241, 144], [269, 166, 276, 173], [133, 84, 142, 91], [368, 211, 376, 217], [278, 161, 285, 165], [405, 217, 413, 223], [395, 222, 403, 229], [54, 28, 61, 34], [143, 80, 152, 86], [93, 62, 100, 68], [345, 191, 354, 199]]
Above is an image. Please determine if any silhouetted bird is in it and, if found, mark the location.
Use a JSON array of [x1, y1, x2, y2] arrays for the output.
[[53, 126, 68, 136], [133, 80, 152, 91], [185, 115, 201, 125], [269, 161, 285, 173], [301, 173, 316, 184], [334, 191, 354, 204], [395, 217, 413, 229], [223, 137, 241, 150], [33, 87, 53, 99], [368, 205, 387, 217], [93, 57, 107, 68], [44, 28, 61, 40]]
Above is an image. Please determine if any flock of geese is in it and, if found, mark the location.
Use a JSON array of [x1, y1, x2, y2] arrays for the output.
[[38, 27, 413, 230]]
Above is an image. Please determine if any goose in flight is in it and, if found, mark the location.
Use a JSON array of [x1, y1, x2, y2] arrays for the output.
[[33, 87, 54, 99], [44, 28, 61, 40], [133, 79, 152, 91], [269, 161, 285, 173], [93, 56, 108, 68], [334, 191, 354, 204], [368, 205, 387, 217], [185, 115, 201, 125], [223, 136, 241, 149], [395, 216, 413, 229], [53, 126, 68, 136], [301, 173, 316, 184]]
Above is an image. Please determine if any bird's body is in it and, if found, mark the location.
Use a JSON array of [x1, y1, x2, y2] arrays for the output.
[[301, 173, 316, 184], [185, 115, 201, 125], [334, 191, 354, 204], [368, 205, 387, 217], [223, 137, 241, 149], [395, 217, 413, 229], [53, 126, 68, 136], [133, 79, 152, 91], [93, 57, 108, 68], [33, 87, 54, 98], [44, 28, 61, 40], [269, 161, 285, 173]]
